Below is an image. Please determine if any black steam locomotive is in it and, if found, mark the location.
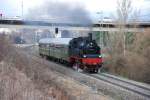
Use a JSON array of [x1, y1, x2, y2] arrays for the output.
[[39, 33, 102, 73]]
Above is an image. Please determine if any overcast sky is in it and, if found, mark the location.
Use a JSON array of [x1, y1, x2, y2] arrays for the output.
[[0, 0, 150, 21]]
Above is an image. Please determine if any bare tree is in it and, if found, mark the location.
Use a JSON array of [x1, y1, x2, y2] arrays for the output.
[[116, 0, 132, 56]]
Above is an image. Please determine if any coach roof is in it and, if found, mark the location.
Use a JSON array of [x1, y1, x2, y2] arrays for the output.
[[39, 38, 72, 45]]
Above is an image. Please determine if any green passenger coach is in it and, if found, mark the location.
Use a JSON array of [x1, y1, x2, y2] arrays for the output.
[[39, 38, 72, 61]]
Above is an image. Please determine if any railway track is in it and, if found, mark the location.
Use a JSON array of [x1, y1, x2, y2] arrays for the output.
[[33, 52, 150, 99], [29, 52, 150, 99], [20, 46, 150, 100], [88, 73, 150, 98]]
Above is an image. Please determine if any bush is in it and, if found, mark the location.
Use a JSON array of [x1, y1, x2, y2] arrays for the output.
[[104, 29, 150, 83]]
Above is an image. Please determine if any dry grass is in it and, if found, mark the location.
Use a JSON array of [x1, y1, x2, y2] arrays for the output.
[[0, 61, 52, 100], [0, 35, 69, 100], [0, 34, 12, 61], [0, 34, 110, 100]]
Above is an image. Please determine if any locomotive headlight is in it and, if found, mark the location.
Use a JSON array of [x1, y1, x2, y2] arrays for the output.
[[99, 55, 102, 58], [83, 55, 86, 58]]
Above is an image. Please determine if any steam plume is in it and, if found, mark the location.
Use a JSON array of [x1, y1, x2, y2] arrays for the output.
[[26, 1, 92, 25]]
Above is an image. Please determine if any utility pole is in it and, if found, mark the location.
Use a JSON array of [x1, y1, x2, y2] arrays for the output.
[[21, 0, 24, 20]]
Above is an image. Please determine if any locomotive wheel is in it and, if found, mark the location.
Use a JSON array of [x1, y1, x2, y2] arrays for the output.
[[88, 68, 99, 73], [73, 63, 82, 72], [98, 68, 102, 73], [83, 66, 88, 72], [94, 69, 99, 73]]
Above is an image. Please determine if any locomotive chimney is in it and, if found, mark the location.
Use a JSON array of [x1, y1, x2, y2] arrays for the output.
[[55, 28, 59, 34], [88, 33, 92, 41]]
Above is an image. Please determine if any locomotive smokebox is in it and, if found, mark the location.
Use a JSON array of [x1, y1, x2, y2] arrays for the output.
[[88, 33, 92, 41]]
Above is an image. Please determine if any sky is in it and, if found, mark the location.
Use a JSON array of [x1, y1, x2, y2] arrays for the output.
[[0, 0, 150, 21]]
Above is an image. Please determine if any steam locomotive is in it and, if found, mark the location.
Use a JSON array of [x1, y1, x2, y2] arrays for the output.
[[39, 33, 102, 73]]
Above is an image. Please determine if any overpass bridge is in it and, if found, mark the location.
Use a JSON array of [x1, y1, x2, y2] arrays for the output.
[[0, 19, 145, 32], [0, 19, 147, 47]]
